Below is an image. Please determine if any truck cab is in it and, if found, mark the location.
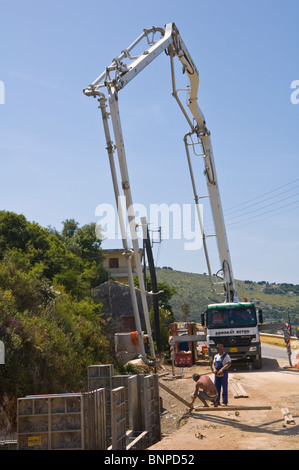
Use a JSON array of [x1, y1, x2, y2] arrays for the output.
[[202, 302, 263, 369]]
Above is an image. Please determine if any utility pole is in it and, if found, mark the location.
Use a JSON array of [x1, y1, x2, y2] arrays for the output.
[[141, 217, 163, 355], [151, 226, 162, 247]]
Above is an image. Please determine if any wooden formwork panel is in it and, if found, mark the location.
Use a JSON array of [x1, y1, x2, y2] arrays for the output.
[[111, 386, 126, 450], [87, 365, 161, 450], [88, 365, 114, 440], [83, 388, 106, 450], [17, 389, 106, 450], [88, 364, 114, 397], [17, 393, 84, 450], [143, 374, 161, 446]]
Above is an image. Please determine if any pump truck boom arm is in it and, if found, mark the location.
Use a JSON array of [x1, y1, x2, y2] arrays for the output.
[[84, 23, 237, 364]]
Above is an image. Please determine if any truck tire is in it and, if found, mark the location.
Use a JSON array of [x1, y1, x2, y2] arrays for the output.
[[253, 356, 262, 369]]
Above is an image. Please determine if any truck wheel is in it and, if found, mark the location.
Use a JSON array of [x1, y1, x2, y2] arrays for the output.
[[253, 356, 262, 369]]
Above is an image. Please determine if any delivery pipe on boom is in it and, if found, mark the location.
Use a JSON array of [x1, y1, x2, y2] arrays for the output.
[[94, 90, 157, 366]]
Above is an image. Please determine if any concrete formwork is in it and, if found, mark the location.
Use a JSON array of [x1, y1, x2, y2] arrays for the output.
[[17, 388, 106, 450], [88, 365, 161, 449], [16, 364, 161, 451]]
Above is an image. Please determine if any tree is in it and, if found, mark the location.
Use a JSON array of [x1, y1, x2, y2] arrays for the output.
[[0, 211, 112, 430], [149, 306, 175, 357], [134, 274, 176, 356], [180, 301, 191, 321], [134, 275, 177, 313], [61, 218, 79, 238], [61, 219, 104, 265]]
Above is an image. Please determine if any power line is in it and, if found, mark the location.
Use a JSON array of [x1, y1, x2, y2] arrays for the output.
[[224, 184, 299, 217], [223, 178, 299, 213], [224, 192, 299, 223], [226, 198, 299, 228], [202, 178, 299, 231], [166, 177, 299, 235], [98, 178, 299, 239]]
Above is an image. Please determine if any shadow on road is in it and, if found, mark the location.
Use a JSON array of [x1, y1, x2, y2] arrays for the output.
[[229, 357, 280, 373], [189, 410, 299, 438]]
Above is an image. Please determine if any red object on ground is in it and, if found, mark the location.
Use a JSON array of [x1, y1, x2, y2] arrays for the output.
[[175, 352, 193, 367]]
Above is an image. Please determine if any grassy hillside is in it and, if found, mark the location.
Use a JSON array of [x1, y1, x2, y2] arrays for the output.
[[155, 268, 299, 327]]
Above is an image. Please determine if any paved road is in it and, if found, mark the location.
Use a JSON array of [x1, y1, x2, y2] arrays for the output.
[[229, 343, 291, 372], [261, 343, 290, 362]]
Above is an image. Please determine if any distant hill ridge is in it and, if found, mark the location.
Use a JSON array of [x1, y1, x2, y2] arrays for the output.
[[155, 267, 299, 326]]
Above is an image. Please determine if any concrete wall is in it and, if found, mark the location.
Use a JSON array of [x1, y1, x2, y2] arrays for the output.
[[260, 333, 299, 349]]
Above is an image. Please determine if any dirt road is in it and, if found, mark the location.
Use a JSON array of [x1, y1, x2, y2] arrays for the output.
[[149, 353, 299, 451]]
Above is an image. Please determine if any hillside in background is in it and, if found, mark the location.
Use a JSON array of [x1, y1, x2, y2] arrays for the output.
[[155, 267, 299, 327]]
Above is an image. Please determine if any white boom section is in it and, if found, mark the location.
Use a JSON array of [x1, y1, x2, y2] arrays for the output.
[[84, 23, 237, 363]]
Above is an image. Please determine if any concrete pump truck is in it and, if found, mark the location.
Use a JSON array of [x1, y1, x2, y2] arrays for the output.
[[84, 23, 264, 368]]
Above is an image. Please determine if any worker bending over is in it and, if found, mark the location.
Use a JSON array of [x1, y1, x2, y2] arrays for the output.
[[190, 373, 218, 408]]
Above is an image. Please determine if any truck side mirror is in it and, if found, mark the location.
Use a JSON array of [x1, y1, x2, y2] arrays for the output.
[[201, 311, 205, 327], [258, 309, 263, 324]]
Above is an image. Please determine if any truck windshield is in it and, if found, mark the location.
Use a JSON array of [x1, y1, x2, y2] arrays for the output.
[[207, 307, 257, 328]]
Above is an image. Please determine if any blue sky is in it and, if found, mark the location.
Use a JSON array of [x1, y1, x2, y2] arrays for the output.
[[1, 0, 298, 285]]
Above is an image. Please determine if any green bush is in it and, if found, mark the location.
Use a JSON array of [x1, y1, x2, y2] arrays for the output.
[[0, 211, 112, 428]]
